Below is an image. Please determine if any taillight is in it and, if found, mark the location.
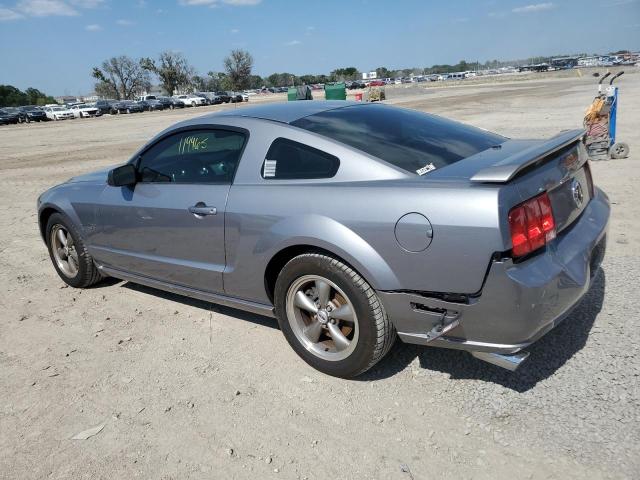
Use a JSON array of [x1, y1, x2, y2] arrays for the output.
[[508, 192, 556, 258]]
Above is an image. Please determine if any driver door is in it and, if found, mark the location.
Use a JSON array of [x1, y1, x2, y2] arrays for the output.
[[92, 127, 246, 294]]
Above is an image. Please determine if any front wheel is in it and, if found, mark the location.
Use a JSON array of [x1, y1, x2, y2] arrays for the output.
[[274, 253, 395, 378], [45, 213, 103, 288]]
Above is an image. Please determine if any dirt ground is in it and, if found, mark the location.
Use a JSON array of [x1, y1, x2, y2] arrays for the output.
[[1, 70, 639, 480]]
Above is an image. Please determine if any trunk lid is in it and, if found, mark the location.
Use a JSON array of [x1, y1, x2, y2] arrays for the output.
[[427, 129, 591, 237]]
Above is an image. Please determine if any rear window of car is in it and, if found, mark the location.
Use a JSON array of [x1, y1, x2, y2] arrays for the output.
[[291, 104, 505, 175]]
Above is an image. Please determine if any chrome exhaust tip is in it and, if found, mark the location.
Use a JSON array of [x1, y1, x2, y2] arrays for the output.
[[470, 351, 530, 371]]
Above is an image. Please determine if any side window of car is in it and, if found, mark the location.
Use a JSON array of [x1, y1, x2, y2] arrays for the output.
[[137, 129, 246, 184], [261, 138, 339, 180]]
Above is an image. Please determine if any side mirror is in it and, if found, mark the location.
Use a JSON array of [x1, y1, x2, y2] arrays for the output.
[[108, 164, 137, 187]]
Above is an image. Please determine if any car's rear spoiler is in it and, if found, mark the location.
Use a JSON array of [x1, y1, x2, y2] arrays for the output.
[[470, 129, 586, 183]]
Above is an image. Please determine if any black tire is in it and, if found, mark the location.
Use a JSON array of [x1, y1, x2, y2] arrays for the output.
[[45, 213, 103, 288], [274, 253, 395, 378]]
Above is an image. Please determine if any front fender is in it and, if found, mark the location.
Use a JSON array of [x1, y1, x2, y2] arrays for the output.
[[37, 183, 105, 243]]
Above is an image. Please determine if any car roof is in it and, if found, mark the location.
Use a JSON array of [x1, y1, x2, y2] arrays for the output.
[[204, 100, 364, 124]]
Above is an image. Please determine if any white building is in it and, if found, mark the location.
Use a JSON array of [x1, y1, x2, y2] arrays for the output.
[[362, 71, 377, 80]]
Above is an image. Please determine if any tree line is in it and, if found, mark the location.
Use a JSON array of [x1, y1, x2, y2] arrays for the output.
[[92, 49, 256, 100], [0, 85, 56, 107]]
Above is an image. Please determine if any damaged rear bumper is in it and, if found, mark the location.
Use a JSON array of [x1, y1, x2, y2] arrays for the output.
[[378, 188, 610, 367]]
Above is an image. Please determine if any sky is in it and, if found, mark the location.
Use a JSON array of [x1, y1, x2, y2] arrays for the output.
[[0, 0, 638, 95]]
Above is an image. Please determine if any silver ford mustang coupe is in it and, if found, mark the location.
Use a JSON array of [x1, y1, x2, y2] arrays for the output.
[[38, 101, 609, 378]]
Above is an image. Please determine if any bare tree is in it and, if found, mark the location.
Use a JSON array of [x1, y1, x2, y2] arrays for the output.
[[92, 56, 150, 100], [223, 49, 253, 90], [141, 51, 194, 96]]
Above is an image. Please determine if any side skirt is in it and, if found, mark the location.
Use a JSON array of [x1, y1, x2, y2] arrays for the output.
[[99, 265, 276, 318]]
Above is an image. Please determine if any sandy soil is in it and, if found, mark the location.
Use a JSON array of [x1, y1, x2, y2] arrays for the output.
[[1, 70, 639, 480]]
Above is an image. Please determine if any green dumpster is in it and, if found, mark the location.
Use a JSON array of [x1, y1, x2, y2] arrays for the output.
[[324, 82, 346, 100]]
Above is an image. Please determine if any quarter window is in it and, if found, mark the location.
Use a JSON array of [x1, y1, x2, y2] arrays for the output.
[[137, 129, 246, 184], [262, 138, 339, 180]]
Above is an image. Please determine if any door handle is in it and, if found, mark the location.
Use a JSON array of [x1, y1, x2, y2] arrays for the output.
[[188, 204, 217, 216]]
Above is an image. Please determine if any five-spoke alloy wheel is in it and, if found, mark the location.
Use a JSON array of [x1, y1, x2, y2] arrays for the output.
[[45, 212, 103, 288], [275, 253, 395, 378], [51, 225, 79, 278], [286, 275, 359, 362]]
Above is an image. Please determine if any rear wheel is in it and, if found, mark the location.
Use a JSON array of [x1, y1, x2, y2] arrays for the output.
[[274, 253, 395, 378], [46, 213, 102, 288]]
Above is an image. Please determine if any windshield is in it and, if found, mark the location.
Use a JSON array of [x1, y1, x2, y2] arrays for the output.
[[291, 104, 506, 175]]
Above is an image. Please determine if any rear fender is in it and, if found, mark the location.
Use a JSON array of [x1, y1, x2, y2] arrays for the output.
[[256, 214, 401, 291]]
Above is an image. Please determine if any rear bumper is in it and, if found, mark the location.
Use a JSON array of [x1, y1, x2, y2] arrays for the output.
[[379, 187, 610, 354]]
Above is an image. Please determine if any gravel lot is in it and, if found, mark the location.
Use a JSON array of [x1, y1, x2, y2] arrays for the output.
[[1, 70, 639, 480]]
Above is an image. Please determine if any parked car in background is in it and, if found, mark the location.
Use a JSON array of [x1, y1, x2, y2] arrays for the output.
[[157, 96, 185, 110], [69, 103, 101, 118], [200, 92, 223, 105], [137, 99, 165, 111], [18, 105, 47, 122], [0, 108, 20, 125], [95, 100, 118, 115], [173, 94, 207, 107], [215, 91, 232, 103], [192, 93, 212, 105], [1, 107, 27, 123], [43, 106, 74, 121], [112, 100, 144, 114], [226, 91, 244, 103]]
